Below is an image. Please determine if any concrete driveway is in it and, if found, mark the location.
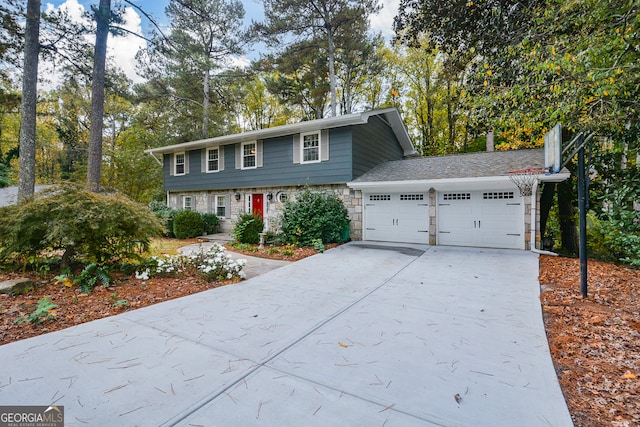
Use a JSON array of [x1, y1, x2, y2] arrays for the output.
[[0, 243, 572, 426]]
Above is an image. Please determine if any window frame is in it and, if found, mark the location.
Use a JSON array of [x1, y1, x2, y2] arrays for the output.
[[214, 194, 226, 217], [300, 131, 321, 164], [241, 141, 257, 170], [183, 195, 193, 210], [174, 152, 186, 176], [206, 147, 220, 173]]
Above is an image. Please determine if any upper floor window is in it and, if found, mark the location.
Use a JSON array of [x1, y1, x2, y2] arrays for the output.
[[175, 152, 186, 175], [207, 148, 219, 172], [294, 130, 328, 164], [242, 142, 256, 169], [301, 131, 320, 163]]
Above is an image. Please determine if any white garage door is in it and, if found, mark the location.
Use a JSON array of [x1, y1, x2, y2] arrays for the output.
[[438, 190, 524, 249], [364, 193, 429, 244]]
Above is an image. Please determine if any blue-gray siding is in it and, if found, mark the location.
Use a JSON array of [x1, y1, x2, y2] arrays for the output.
[[162, 118, 406, 192], [352, 116, 404, 178], [163, 128, 354, 191]]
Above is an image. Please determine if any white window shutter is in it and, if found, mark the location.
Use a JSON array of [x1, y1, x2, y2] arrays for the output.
[[185, 152, 190, 174], [169, 154, 174, 176], [257, 140, 263, 167], [225, 194, 231, 218], [201, 149, 206, 172], [219, 147, 225, 171], [321, 129, 329, 161], [293, 134, 301, 164]]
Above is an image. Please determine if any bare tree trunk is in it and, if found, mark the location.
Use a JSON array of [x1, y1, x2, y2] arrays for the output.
[[202, 69, 210, 138], [17, 0, 41, 203], [325, 23, 337, 117], [539, 182, 556, 240], [87, 0, 110, 193], [557, 179, 579, 255], [446, 79, 456, 152]]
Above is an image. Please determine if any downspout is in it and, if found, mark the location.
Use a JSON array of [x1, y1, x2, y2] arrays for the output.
[[530, 180, 537, 251], [149, 151, 162, 166]]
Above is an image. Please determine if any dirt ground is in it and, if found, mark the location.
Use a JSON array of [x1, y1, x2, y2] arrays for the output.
[[0, 247, 638, 425]]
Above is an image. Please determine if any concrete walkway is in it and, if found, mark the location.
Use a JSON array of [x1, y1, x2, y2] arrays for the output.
[[0, 244, 572, 426]]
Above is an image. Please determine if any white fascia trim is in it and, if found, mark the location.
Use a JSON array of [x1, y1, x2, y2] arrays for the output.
[[349, 171, 571, 192], [349, 176, 516, 191]]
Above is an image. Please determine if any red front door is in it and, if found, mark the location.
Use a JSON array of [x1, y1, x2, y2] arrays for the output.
[[252, 193, 264, 220]]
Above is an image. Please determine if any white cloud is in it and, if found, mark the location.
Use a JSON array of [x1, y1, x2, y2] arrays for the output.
[[108, 6, 146, 83], [45, 0, 85, 22], [43, 0, 146, 87], [370, 0, 400, 39]]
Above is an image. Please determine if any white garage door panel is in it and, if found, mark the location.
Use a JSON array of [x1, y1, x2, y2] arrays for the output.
[[364, 193, 429, 244], [438, 191, 523, 249], [437, 192, 474, 246], [364, 195, 394, 241]]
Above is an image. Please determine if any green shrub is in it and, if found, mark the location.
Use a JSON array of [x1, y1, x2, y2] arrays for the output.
[[0, 163, 12, 188], [149, 200, 179, 237], [280, 188, 350, 246], [0, 185, 164, 267], [232, 213, 264, 244], [201, 213, 220, 234], [142, 243, 246, 281], [588, 210, 640, 268], [173, 210, 204, 239]]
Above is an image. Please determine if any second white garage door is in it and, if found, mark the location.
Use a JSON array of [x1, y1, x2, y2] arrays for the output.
[[437, 190, 524, 249], [364, 192, 429, 244]]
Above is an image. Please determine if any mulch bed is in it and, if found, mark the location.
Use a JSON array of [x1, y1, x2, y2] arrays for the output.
[[539, 255, 639, 427]]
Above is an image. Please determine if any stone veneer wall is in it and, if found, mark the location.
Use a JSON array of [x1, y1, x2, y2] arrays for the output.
[[167, 184, 363, 241]]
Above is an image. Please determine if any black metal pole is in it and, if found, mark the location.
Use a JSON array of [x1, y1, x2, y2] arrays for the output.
[[577, 136, 588, 297]]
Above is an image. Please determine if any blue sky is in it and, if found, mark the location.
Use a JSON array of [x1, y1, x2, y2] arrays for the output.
[[42, 0, 400, 84]]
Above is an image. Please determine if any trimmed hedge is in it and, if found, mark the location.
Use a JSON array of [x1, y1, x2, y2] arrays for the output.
[[173, 210, 205, 239]]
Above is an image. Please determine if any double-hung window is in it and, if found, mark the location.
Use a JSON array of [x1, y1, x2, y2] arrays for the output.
[[215, 195, 226, 217], [301, 131, 320, 163], [175, 152, 186, 175], [207, 148, 219, 172], [183, 196, 192, 210], [242, 142, 257, 169]]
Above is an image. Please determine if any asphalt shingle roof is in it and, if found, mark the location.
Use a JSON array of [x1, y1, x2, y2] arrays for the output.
[[351, 148, 545, 183]]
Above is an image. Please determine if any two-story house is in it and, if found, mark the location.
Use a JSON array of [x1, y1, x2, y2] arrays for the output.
[[145, 108, 416, 241], [146, 108, 569, 250]]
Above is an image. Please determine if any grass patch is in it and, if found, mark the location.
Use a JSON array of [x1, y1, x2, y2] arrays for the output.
[[148, 238, 202, 256]]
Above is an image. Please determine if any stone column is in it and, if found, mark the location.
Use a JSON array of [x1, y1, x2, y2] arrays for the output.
[[429, 188, 437, 246]]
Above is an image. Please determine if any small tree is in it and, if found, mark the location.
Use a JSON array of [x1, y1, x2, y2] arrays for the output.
[[280, 188, 350, 246], [0, 185, 164, 267]]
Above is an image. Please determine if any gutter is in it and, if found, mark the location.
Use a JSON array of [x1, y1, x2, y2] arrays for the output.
[[144, 108, 416, 157]]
